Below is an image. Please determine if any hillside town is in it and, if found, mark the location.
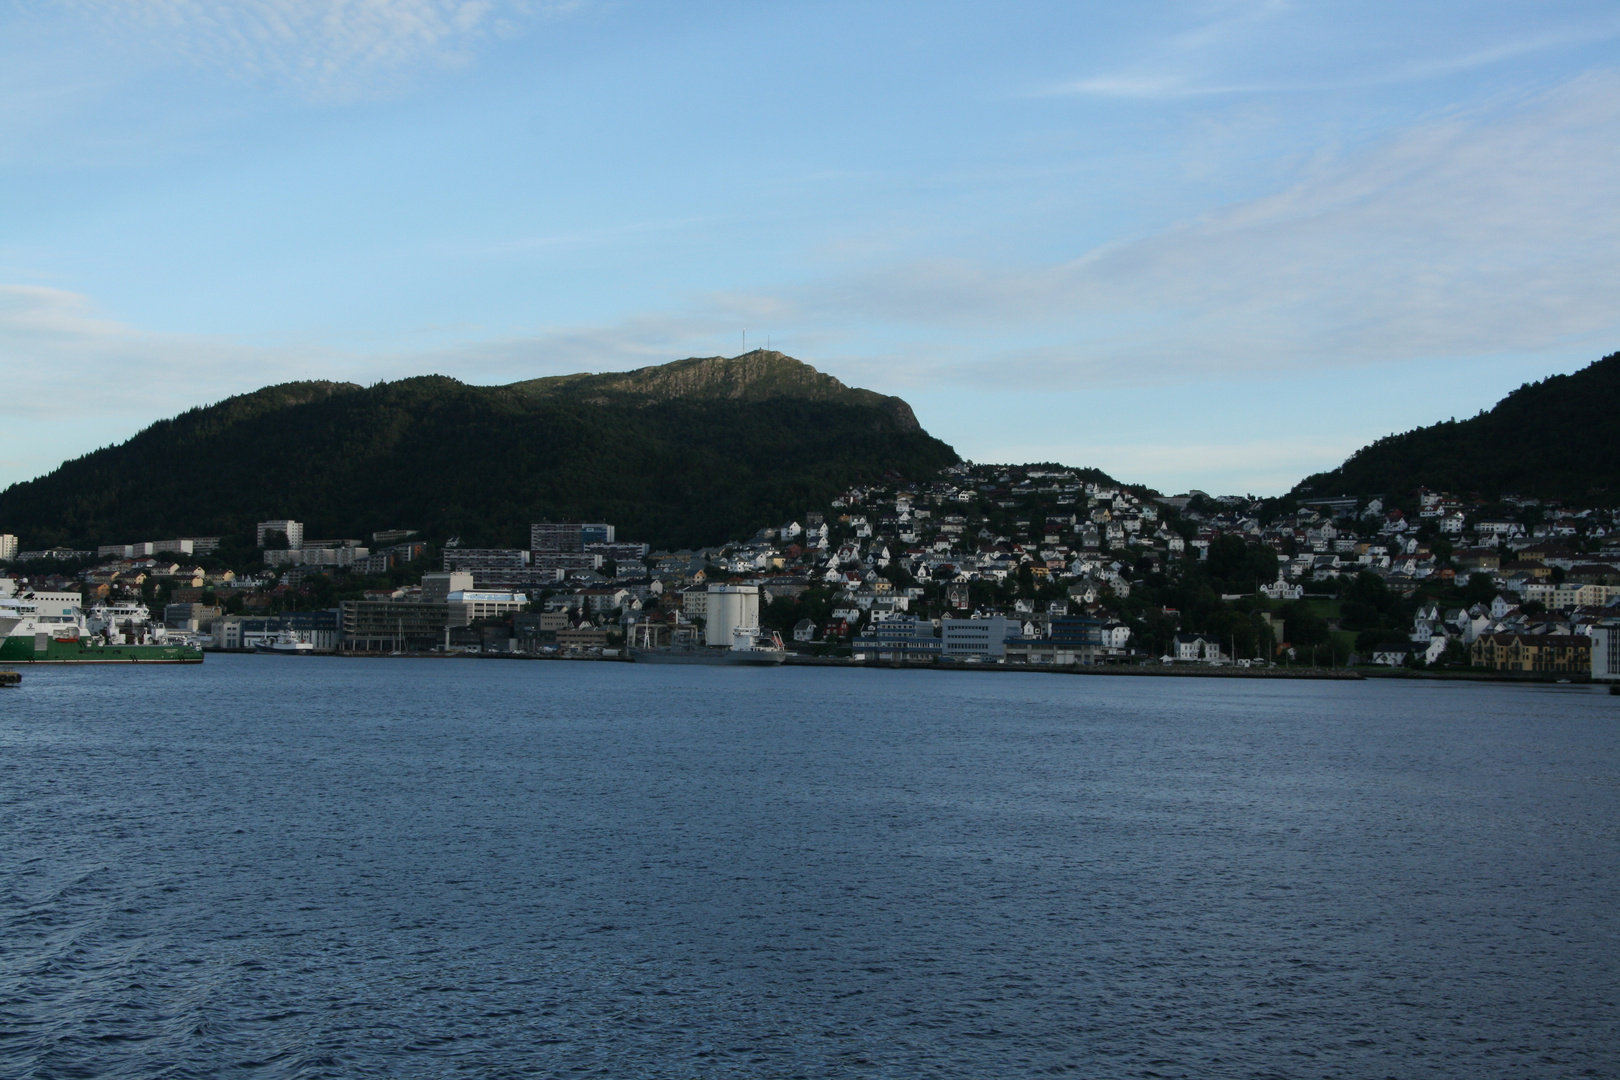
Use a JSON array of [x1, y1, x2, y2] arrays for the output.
[[2, 462, 1619, 680]]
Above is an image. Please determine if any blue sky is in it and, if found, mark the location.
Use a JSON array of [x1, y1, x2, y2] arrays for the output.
[[3, 1, 1618, 495]]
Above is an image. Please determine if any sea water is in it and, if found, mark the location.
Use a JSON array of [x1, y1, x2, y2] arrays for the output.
[[2, 656, 1616, 1078]]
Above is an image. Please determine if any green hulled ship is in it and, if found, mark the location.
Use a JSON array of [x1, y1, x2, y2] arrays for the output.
[[0, 589, 203, 664]]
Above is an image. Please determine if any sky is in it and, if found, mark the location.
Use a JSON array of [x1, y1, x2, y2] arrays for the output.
[[3, 1, 1618, 496]]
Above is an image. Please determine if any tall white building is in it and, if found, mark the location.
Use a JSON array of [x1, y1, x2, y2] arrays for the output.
[[257, 520, 304, 549], [0, 534, 17, 560], [421, 571, 475, 603], [1593, 623, 1620, 683]]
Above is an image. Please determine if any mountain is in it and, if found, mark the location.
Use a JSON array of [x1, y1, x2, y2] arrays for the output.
[[0, 352, 957, 551], [1292, 351, 1620, 506], [510, 351, 923, 425]]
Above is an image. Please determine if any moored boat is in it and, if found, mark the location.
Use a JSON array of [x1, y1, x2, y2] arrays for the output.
[[725, 626, 788, 664], [0, 589, 203, 664], [631, 625, 787, 666], [253, 629, 317, 654]]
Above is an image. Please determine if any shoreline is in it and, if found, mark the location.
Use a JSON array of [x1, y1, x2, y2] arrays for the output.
[[201, 648, 1605, 684]]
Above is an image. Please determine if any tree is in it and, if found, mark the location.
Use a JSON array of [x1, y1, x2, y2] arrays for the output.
[[761, 596, 800, 633], [1249, 610, 1279, 661], [1356, 627, 1407, 653], [1206, 606, 1257, 660], [1462, 572, 1497, 606], [1131, 607, 1181, 658], [879, 561, 915, 588], [1340, 571, 1401, 632], [1204, 535, 1277, 594], [1282, 601, 1330, 663]]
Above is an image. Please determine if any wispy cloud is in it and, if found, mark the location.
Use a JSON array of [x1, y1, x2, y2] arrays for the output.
[[735, 71, 1620, 387], [48, 0, 572, 97], [1049, 14, 1620, 99], [0, 285, 321, 416], [467, 216, 715, 257], [0, 284, 732, 420], [0, 285, 337, 484], [9, 71, 1618, 401]]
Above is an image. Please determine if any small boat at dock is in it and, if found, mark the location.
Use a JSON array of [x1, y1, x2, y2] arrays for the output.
[[253, 630, 317, 654]]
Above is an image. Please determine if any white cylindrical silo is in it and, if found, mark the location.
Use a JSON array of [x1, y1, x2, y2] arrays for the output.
[[705, 585, 760, 646]]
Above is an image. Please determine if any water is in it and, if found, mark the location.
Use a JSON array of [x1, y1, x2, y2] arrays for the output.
[[2, 657, 1616, 1079]]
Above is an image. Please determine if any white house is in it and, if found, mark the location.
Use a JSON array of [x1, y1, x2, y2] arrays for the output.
[[1069, 580, 1099, 605], [1260, 574, 1303, 601], [1172, 633, 1224, 662], [1371, 644, 1416, 666], [1411, 603, 1441, 642]]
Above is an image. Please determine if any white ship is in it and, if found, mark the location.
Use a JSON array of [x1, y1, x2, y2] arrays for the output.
[[726, 626, 789, 664], [87, 600, 153, 638], [253, 629, 317, 654]]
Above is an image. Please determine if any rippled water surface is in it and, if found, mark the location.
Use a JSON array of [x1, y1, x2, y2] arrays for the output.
[[2, 657, 1617, 1078]]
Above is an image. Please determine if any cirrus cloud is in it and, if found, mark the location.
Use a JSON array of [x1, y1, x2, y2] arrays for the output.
[[724, 70, 1620, 388], [49, 0, 572, 96]]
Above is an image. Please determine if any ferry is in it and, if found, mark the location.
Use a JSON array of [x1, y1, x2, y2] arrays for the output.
[[0, 588, 203, 664]]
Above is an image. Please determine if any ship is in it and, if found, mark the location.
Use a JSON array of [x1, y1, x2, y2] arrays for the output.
[[629, 624, 788, 666], [87, 599, 153, 637], [253, 629, 317, 654], [0, 588, 204, 664]]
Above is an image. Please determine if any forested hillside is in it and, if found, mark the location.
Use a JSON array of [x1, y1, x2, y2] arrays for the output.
[[0, 352, 957, 550], [1292, 351, 1620, 505]]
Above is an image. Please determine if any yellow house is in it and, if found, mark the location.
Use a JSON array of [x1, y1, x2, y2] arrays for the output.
[[1471, 633, 1590, 673]]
